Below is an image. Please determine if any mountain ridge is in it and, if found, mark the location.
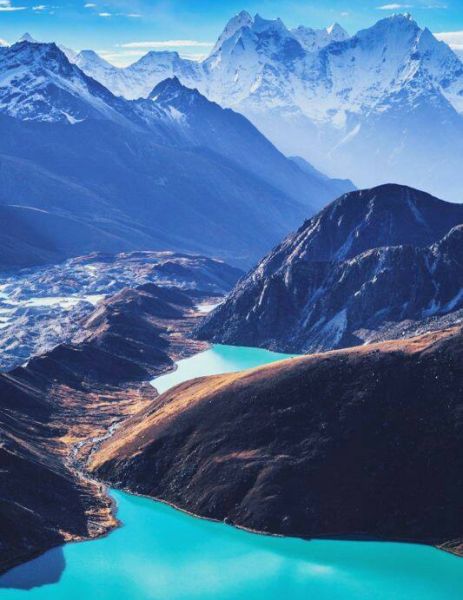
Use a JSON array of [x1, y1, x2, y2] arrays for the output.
[[90, 324, 463, 557], [71, 12, 463, 200], [0, 42, 352, 268], [197, 184, 463, 352]]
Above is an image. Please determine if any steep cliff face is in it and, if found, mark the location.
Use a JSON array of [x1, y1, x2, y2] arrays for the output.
[[197, 185, 463, 352], [0, 284, 209, 575], [91, 326, 463, 555]]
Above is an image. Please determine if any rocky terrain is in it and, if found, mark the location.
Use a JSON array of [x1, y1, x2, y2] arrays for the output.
[[0, 251, 240, 371], [197, 184, 463, 353], [90, 325, 463, 556], [0, 281, 220, 575]]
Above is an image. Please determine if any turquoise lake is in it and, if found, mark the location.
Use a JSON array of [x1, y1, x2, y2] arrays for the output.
[[1, 344, 462, 599]]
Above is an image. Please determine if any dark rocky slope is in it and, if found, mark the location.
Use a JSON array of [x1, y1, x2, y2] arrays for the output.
[[0, 283, 210, 575], [91, 326, 463, 555], [197, 184, 463, 352]]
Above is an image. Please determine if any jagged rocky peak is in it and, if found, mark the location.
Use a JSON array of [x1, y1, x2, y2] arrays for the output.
[[16, 32, 77, 61], [351, 12, 449, 60], [291, 22, 349, 52], [361, 11, 418, 33], [252, 13, 287, 33], [148, 77, 206, 112], [326, 22, 348, 37], [196, 184, 463, 353], [209, 10, 254, 53], [2, 39, 79, 91], [0, 39, 133, 124], [269, 183, 463, 265], [65, 11, 463, 204], [149, 76, 190, 100], [208, 10, 301, 59], [18, 32, 39, 43]]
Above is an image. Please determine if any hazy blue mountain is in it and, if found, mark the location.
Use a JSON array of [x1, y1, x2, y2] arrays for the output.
[[0, 42, 350, 268], [76, 13, 463, 201]]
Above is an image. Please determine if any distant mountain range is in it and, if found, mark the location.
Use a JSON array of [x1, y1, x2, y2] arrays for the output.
[[198, 184, 463, 352], [0, 40, 351, 268], [69, 12, 463, 202]]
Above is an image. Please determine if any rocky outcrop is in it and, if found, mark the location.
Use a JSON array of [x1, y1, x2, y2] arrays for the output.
[[90, 326, 463, 555], [197, 185, 463, 352], [0, 283, 209, 575], [0, 250, 241, 371]]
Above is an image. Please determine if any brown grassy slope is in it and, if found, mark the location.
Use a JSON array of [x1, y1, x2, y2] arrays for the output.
[[91, 326, 463, 554]]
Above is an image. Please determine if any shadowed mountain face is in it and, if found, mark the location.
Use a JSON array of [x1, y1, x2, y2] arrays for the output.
[[197, 184, 463, 352], [0, 205, 63, 267], [0, 42, 352, 269], [90, 326, 463, 556]]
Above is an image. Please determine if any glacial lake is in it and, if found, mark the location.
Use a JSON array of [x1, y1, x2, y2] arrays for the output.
[[2, 344, 463, 599]]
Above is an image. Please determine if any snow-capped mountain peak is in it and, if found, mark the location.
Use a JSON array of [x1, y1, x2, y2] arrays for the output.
[[18, 32, 39, 44], [20, 11, 463, 200], [292, 22, 349, 52], [0, 40, 133, 124], [16, 32, 77, 62], [252, 14, 286, 33], [208, 11, 302, 61], [326, 22, 348, 38], [148, 76, 196, 105], [210, 10, 253, 55], [76, 49, 204, 100], [75, 49, 121, 78]]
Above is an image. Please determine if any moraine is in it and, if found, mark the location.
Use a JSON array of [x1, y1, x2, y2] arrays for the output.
[[1, 344, 462, 599]]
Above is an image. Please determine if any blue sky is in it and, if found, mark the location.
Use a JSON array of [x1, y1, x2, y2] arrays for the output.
[[0, 0, 462, 65]]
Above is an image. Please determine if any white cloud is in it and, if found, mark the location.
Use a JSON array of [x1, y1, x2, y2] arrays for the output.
[[113, 12, 143, 18], [377, 1, 447, 7], [0, 37, 9, 46], [98, 11, 111, 17], [120, 39, 213, 49], [84, 2, 96, 6], [377, 3, 412, 9], [179, 52, 208, 61], [98, 49, 145, 67], [0, 0, 27, 11], [33, 4, 46, 10], [434, 31, 463, 45], [434, 31, 463, 56]]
